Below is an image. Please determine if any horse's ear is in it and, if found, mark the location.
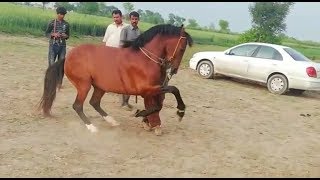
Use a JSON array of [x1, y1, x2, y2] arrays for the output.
[[180, 24, 185, 35]]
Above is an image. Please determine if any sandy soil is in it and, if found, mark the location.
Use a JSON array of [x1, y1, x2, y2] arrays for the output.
[[0, 34, 319, 177]]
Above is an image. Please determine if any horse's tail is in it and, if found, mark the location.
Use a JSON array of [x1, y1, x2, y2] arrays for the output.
[[39, 58, 65, 116]]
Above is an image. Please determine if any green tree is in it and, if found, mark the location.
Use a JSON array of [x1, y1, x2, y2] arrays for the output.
[[174, 15, 186, 26], [96, 3, 118, 17], [143, 10, 164, 24], [42, 2, 49, 10], [54, 2, 75, 12], [123, 2, 134, 20], [218, 19, 230, 33], [239, 2, 295, 44], [167, 13, 176, 25], [186, 19, 199, 29], [167, 13, 186, 26], [77, 2, 99, 15]]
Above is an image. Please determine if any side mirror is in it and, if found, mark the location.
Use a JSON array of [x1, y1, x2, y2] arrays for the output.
[[225, 51, 234, 55]]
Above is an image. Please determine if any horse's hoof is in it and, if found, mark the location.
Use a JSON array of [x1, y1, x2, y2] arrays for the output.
[[154, 125, 162, 136], [176, 109, 185, 121], [134, 109, 141, 117], [142, 122, 152, 131], [103, 116, 120, 126], [134, 109, 146, 117], [86, 124, 98, 133], [43, 112, 54, 118]]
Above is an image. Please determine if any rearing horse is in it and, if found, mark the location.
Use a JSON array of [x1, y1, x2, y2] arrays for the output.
[[39, 24, 193, 135]]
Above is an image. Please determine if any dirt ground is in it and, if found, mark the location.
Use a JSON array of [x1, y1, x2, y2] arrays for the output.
[[0, 33, 319, 177]]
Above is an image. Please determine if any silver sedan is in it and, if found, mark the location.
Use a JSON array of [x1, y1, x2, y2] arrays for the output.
[[189, 42, 320, 95]]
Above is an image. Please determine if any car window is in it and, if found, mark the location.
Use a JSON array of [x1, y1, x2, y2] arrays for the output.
[[254, 46, 283, 60], [283, 47, 311, 62], [229, 45, 259, 57]]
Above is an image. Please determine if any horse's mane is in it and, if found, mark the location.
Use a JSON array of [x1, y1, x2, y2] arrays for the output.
[[121, 24, 193, 50]]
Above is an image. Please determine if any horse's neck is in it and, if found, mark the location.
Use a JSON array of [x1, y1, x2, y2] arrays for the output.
[[143, 36, 165, 58]]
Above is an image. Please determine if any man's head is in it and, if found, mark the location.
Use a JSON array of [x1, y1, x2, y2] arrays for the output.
[[112, 9, 123, 25], [129, 11, 139, 28], [56, 7, 67, 20]]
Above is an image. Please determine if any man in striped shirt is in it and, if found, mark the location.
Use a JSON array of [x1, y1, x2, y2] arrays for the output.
[[45, 6, 70, 90]]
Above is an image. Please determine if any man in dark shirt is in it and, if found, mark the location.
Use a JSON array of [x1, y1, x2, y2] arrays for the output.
[[119, 11, 141, 110], [45, 6, 70, 89]]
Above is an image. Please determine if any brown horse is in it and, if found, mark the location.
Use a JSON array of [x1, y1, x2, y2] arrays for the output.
[[39, 24, 193, 135]]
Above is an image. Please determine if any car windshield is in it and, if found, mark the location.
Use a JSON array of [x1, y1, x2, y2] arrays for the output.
[[283, 47, 311, 62]]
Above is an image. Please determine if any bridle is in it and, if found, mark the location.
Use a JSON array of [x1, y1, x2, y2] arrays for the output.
[[139, 35, 187, 86], [139, 36, 187, 66]]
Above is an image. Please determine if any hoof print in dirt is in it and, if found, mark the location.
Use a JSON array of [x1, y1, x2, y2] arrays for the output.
[[300, 113, 311, 117]]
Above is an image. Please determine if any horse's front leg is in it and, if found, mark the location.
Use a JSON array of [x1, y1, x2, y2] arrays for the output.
[[134, 105, 161, 117], [160, 85, 185, 121], [140, 95, 164, 135], [135, 85, 185, 121]]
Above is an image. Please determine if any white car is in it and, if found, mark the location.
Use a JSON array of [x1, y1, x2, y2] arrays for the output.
[[189, 42, 320, 95]]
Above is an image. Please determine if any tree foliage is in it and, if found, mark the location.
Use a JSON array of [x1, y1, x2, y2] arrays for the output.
[[167, 13, 186, 26], [186, 18, 200, 29], [239, 2, 295, 44], [218, 19, 230, 33], [122, 2, 134, 20], [54, 2, 75, 12], [77, 2, 99, 15]]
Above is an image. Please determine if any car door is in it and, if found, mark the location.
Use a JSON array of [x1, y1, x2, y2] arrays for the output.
[[247, 45, 284, 82], [215, 44, 259, 77]]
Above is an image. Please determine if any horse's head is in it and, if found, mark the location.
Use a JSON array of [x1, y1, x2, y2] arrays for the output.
[[124, 24, 193, 75], [164, 25, 193, 75]]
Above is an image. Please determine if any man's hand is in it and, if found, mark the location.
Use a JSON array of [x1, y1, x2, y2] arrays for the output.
[[51, 32, 61, 38], [61, 33, 68, 39]]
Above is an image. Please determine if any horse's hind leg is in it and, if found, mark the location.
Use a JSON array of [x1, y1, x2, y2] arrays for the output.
[[72, 82, 97, 133], [89, 86, 120, 126]]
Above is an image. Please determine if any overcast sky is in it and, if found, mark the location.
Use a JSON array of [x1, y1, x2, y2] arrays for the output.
[[106, 2, 320, 42]]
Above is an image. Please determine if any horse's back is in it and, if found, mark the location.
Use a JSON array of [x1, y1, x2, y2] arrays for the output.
[[64, 44, 101, 81], [64, 44, 126, 91]]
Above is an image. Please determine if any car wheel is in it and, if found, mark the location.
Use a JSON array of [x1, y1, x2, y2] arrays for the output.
[[267, 74, 289, 95], [289, 89, 305, 95], [197, 60, 214, 79]]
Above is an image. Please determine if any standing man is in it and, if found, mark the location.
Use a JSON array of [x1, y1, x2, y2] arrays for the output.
[[102, 9, 128, 47], [119, 11, 141, 110], [45, 6, 70, 90]]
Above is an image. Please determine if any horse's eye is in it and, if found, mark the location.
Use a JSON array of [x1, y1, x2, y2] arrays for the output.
[[180, 48, 185, 52]]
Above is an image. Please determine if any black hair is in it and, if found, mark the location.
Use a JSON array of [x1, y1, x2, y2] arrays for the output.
[[129, 11, 139, 19], [112, 9, 122, 16], [56, 6, 67, 15]]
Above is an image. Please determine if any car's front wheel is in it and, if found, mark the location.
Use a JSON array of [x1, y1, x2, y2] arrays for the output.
[[267, 74, 289, 95], [197, 60, 214, 79]]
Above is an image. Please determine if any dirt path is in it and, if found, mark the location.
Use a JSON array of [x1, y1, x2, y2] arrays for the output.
[[0, 34, 319, 177]]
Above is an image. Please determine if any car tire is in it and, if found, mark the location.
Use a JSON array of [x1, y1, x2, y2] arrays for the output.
[[267, 74, 289, 95], [289, 89, 305, 95], [197, 60, 214, 79]]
